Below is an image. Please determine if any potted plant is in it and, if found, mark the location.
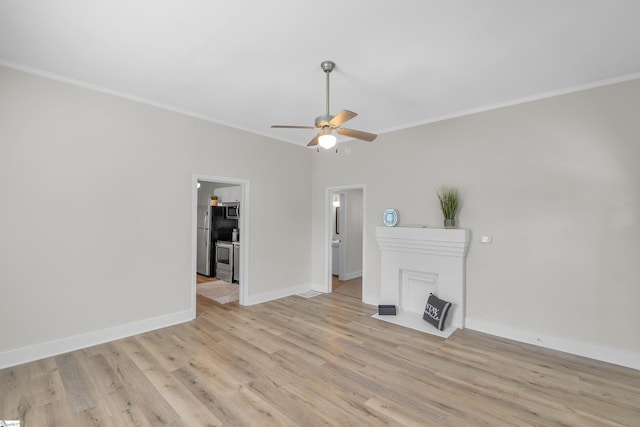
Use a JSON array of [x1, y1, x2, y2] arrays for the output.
[[436, 186, 461, 229], [210, 195, 219, 206]]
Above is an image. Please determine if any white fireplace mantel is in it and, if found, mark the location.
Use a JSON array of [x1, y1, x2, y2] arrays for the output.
[[374, 226, 470, 338]]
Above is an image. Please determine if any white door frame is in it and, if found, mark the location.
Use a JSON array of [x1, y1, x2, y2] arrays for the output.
[[325, 184, 366, 295], [337, 192, 348, 281], [191, 174, 250, 316]]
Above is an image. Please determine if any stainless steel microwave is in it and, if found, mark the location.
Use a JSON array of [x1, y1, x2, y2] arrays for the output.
[[226, 203, 240, 219]]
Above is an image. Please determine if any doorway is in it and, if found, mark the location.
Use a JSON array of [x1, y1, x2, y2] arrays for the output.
[[192, 174, 249, 315], [326, 185, 365, 300]]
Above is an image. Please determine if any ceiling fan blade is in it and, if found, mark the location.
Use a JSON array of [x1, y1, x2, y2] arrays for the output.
[[271, 125, 316, 129], [336, 128, 377, 142], [329, 110, 357, 128], [307, 133, 321, 147]]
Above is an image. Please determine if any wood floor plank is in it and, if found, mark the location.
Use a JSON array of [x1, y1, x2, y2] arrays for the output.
[[365, 395, 446, 426], [136, 331, 191, 373], [54, 352, 97, 413], [269, 350, 385, 422], [234, 384, 303, 427], [142, 366, 224, 426], [280, 375, 391, 426], [0, 364, 35, 422], [27, 357, 64, 409], [28, 399, 74, 427], [83, 352, 132, 416], [107, 343, 183, 426], [1, 292, 639, 426], [171, 364, 257, 426], [246, 377, 328, 426]]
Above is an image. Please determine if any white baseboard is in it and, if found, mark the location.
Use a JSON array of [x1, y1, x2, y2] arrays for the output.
[[0, 309, 194, 370], [343, 271, 362, 281], [311, 283, 329, 293], [465, 317, 640, 371], [245, 283, 312, 305]]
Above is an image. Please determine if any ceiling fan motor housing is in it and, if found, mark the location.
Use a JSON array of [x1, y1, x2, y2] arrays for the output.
[[321, 61, 335, 73], [315, 115, 333, 127]]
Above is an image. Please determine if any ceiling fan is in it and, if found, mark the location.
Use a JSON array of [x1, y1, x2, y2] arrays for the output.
[[271, 60, 377, 149]]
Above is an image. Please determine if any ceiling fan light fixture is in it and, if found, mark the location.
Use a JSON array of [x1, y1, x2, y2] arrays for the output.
[[318, 133, 336, 149]]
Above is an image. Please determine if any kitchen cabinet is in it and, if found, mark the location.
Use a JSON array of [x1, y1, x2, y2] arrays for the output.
[[227, 186, 241, 202], [213, 185, 241, 203], [213, 187, 226, 202]]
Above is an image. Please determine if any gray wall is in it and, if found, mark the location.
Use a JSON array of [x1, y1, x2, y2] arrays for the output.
[[310, 78, 640, 358], [0, 66, 312, 357]]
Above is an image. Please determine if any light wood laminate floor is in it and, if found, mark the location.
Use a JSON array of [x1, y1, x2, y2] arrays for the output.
[[332, 275, 362, 299], [1, 293, 639, 426], [197, 274, 214, 284]]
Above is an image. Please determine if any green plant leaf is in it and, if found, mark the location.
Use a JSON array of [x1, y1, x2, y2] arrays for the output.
[[436, 186, 461, 220]]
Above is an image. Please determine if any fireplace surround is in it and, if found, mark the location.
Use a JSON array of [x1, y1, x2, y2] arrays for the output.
[[374, 226, 470, 338]]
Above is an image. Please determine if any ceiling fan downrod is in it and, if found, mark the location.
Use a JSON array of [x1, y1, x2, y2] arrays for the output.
[[321, 60, 335, 117]]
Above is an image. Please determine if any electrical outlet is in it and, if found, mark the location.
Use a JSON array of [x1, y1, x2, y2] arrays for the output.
[[480, 236, 492, 244]]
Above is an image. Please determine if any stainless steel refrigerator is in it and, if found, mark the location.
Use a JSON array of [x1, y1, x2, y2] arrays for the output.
[[196, 205, 212, 276], [196, 205, 237, 277]]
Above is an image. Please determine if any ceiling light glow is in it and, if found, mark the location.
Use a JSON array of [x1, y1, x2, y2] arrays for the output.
[[318, 134, 336, 149]]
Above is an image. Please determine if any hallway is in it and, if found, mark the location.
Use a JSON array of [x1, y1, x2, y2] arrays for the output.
[[332, 276, 362, 299]]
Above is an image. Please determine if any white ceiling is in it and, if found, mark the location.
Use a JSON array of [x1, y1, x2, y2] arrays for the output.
[[2, 1, 640, 147]]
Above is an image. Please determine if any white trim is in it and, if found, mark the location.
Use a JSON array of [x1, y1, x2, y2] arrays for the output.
[[191, 176, 199, 317], [0, 60, 282, 142], [4, 60, 640, 146], [192, 174, 250, 307], [342, 270, 362, 281], [374, 72, 640, 136], [372, 312, 456, 339], [338, 192, 347, 281], [466, 317, 640, 371], [0, 309, 192, 369], [245, 283, 312, 306], [317, 187, 332, 293]]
